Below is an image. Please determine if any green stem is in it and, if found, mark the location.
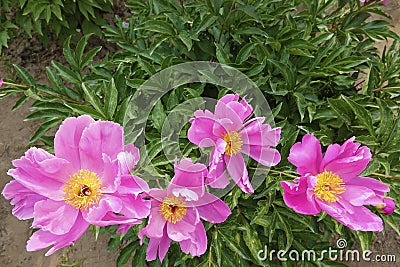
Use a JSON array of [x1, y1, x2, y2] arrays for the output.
[[2, 81, 29, 88], [249, 167, 298, 179], [372, 172, 400, 180]]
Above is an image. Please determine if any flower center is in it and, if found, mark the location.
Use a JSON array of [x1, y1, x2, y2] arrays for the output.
[[314, 171, 345, 203], [222, 131, 243, 156], [159, 196, 187, 224], [63, 170, 103, 210]]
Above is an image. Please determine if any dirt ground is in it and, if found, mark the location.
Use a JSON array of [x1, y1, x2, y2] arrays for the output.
[[0, 2, 399, 267]]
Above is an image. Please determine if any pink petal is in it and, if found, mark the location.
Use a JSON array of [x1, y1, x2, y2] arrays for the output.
[[143, 200, 167, 239], [281, 177, 321, 215], [188, 110, 219, 147], [118, 175, 150, 195], [317, 199, 383, 231], [117, 144, 140, 175], [148, 188, 168, 203], [54, 115, 94, 171], [215, 94, 253, 122], [341, 185, 383, 206], [225, 100, 252, 122], [346, 176, 389, 197], [32, 199, 78, 235], [321, 137, 371, 182], [241, 144, 281, 166], [79, 120, 124, 174], [214, 100, 243, 132], [143, 226, 171, 262], [218, 94, 239, 104], [241, 118, 281, 147], [167, 208, 198, 242], [225, 153, 254, 194], [90, 212, 141, 227], [179, 222, 207, 257], [288, 134, 322, 176], [98, 154, 120, 193], [8, 148, 73, 201], [118, 194, 151, 219], [168, 158, 207, 199], [26, 213, 90, 256], [2, 180, 46, 220], [194, 192, 231, 223], [82, 195, 122, 224], [207, 147, 230, 188], [381, 198, 395, 215]]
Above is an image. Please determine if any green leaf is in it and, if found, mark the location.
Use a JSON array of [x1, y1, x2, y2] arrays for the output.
[[276, 210, 293, 251], [143, 20, 175, 35], [268, 59, 295, 90], [342, 95, 374, 136], [81, 83, 106, 119], [30, 118, 61, 143], [116, 242, 136, 267], [51, 61, 81, 84], [240, 225, 263, 264], [219, 231, 252, 261], [236, 43, 255, 64], [13, 64, 35, 86], [63, 36, 78, 70], [24, 109, 68, 121], [114, 97, 132, 125], [178, 31, 193, 51], [294, 92, 306, 121], [104, 79, 118, 119], [354, 231, 373, 251], [215, 43, 230, 64], [151, 101, 166, 131], [195, 14, 217, 34], [12, 95, 30, 110], [327, 98, 353, 126], [76, 35, 91, 65], [131, 244, 146, 267], [65, 103, 106, 119]]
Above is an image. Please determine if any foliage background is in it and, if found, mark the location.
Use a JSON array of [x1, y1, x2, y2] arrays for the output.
[[1, 0, 400, 266]]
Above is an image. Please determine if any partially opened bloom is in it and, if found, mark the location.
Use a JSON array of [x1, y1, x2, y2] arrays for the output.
[[139, 158, 231, 262], [378, 197, 395, 215], [2, 115, 150, 255], [281, 134, 392, 231], [188, 94, 281, 194], [0, 79, 3, 87]]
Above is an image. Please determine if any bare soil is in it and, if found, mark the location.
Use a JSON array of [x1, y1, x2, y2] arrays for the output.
[[0, 2, 399, 267]]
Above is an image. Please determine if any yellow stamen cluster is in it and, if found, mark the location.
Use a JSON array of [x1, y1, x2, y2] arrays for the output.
[[63, 170, 103, 210], [314, 171, 345, 203], [159, 196, 187, 224], [222, 131, 243, 156]]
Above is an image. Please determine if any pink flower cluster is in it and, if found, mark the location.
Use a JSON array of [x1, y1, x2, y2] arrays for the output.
[[1, 94, 396, 262]]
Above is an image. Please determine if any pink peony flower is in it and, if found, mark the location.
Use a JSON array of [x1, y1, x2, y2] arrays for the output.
[[0, 79, 3, 87], [2, 115, 151, 255], [378, 197, 395, 215], [281, 134, 392, 231], [139, 158, 231, 262], [188, 94, 281, 194]]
